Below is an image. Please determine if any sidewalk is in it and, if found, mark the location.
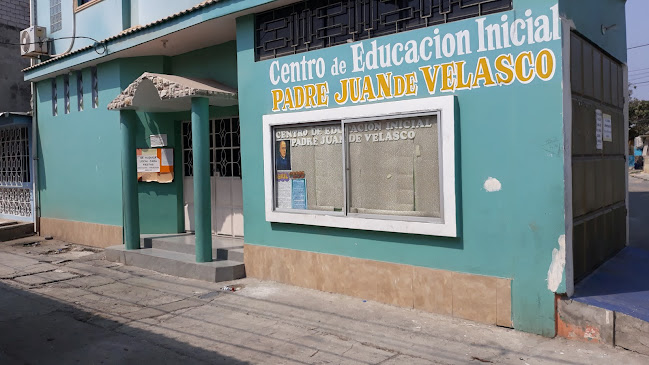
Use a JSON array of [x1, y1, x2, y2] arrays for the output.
[[0, 238, 647, 364], [630, 171, 649, 182]]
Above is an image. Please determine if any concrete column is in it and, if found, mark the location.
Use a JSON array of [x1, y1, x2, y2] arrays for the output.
[[191, 97, 212, 262], [120, 111, 140, 250]]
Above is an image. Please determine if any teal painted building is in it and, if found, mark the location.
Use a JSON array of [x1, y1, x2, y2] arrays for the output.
[[24, 0, 628, 336]]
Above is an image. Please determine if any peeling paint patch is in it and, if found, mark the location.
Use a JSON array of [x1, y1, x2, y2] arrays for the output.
[[483, 177, 502, 192], [547, 235, 566, 292]]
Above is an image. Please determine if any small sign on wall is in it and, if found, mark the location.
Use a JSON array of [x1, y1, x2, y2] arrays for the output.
[[595, 109, 603, 150], [150, 134, 167, 147], [137, 148, 174, 183], [603, 113, 612, 142]]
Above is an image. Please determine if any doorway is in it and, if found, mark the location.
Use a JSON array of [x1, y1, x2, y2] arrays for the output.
[[182, 117, 243, 237]]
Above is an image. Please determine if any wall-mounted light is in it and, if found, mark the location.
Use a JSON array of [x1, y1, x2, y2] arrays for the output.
[[601, 24, 618, 35]]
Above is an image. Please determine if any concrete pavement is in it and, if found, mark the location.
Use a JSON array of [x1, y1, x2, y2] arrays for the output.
[[0, 238, 647, 364]]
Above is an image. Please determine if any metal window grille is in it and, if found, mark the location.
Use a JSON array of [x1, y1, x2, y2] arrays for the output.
[[255, 0, 512, 61], [63, 75, 70, 114], [91, 67, 98, 108], [0, 126, 31, 186], [77, 71, 84, 111], [182, 117, 241, 178], [0, 188, 32, 218], [50, 0, 62, 33], [51, 79, 58, 116]]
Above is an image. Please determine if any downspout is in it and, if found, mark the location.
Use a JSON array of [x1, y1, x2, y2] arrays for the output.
[[29, 0, 39, 234]]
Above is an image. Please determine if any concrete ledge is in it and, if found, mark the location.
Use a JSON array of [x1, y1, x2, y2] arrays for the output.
[[557, 297, 614, 345], [616, 313, 649, 354], [244, 243, 513, 328], [141, 235, 244, 262], [40, 217, 122, 248], [106, 245, 245, 282], [0, 222, 34, 242], [557, 296, 649, 355]]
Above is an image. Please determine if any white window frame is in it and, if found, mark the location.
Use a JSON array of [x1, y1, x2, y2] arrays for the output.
[[262, 95, 457, 237]]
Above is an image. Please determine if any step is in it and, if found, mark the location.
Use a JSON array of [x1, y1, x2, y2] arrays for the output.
[[0, 220, 18, 228], [558, 297, 649, 355], [141, 235, 244, 262], [105, 246, 245, 283], [0, 222, 34, 242]]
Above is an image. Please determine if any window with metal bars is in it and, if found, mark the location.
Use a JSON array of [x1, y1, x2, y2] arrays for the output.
[[255, 0, 513, 61], [63, 75, 70, 114], [50, 0, 62, 33], [0, 126, 31, 185], [91, 67, 98, 108], [182, 118, 241, 178], [77, 71, 84, 112], [51, 79, 58, 117]]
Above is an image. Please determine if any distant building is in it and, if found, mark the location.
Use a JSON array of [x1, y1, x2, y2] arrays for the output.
[[0, 0, 30, 112], [0, 0, 33, 225]]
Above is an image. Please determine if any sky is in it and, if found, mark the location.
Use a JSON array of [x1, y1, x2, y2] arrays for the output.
[[627, 0, 649, 100]]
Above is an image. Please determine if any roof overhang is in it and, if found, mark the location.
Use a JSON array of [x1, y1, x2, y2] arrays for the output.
[[107, 72, 237, 112]]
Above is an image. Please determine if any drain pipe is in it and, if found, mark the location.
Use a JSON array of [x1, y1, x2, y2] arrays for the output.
[[29, 0, 39, 234]]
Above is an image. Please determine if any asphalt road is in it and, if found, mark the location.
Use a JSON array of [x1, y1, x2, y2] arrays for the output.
[[629, 175, 649, 250]]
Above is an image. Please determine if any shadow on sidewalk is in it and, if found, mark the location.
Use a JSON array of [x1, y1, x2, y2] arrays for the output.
[[0, 281, 249, 365]]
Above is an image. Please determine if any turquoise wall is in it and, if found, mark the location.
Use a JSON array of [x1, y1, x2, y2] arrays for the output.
[[237, 0, 565, 336], [36, 61, 123, 226], [170, 41, 238, 89], [559, 0, 627, 63]]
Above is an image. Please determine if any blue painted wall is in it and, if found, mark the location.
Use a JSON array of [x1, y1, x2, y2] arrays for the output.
[[559, 0, 627, 63], [237, 0, 566, 336]]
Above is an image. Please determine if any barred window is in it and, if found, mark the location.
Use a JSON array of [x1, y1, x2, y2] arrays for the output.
[[51, 79, 58, 117], [91, 67, 98, 108], [77, 71, 84, 112], [63, 74, 70, 114], [255, 0, 512, 61], [50, 0, 62, 33]]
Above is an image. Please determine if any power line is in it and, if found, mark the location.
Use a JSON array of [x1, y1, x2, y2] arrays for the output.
[[629, 42, 649, 50], [629, 67, 649, 73], [0, 36, 107, 55], [630, 71, 649, 79], [631, 72, 649, 79]]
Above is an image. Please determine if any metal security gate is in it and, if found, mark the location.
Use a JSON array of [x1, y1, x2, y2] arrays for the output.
[[570, 33, 626, 283], [182, 117, 243, 237], [0, 125, 33, 222]]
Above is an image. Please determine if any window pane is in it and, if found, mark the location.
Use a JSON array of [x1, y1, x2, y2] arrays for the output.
[[346, 115, 440, 218], [273, 123, 343, 212]]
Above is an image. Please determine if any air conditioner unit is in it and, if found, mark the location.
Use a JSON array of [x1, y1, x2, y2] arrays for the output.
[[20, 26, 48, 57]]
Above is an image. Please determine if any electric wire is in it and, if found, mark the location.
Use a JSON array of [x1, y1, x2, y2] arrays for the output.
[[628, 42, 649, 50], [0, 36, 107, 55], [630, 67, 649, 73]]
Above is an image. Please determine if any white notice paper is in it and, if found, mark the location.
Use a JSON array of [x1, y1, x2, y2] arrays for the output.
[[603, 114, 612, 142], [137, 155, 160, 172], [277, 177, 292, 209], [150, 134, 167, 147], [595, 109, 603, 150]]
